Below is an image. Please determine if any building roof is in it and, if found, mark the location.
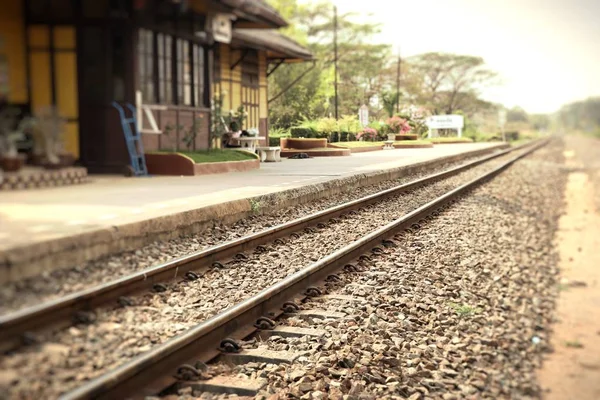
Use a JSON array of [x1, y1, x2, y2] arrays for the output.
[[232, 29, 313, 63], [214, 0, 288, 29]]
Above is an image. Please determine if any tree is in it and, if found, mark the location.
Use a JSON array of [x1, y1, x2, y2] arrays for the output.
[[267, 0, 392, 128], [405, 52, 497, 114], [381, 91, 400, 118], [556, 97, 600, 133]]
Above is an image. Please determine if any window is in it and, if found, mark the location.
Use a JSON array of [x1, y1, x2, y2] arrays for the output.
[[177, 39, 191, 105], [138, 28, 206, 107], [241, 51, 259, 89], [138, 29, 155, 103], [157, 33, 173, 104], [192, 44, 205, 107]]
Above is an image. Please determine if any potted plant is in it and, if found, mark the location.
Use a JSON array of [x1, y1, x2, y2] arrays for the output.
[[224, 105, 247, 133], [0, 107, 27, 172], [35, 106, 71, 169]]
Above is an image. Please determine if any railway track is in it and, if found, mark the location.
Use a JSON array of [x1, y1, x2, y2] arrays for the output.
[[0, 139, 549, 399]]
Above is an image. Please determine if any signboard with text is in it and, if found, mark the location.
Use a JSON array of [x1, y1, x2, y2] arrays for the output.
[[426, 115, 465, 138], [426, 115, 464, 130], [359, 105, 369, 126]]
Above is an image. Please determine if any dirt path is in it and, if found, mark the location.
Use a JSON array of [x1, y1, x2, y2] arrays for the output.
[[538, 136, 600, 399]]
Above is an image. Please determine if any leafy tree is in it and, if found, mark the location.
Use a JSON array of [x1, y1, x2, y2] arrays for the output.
[[556, 97, 600, 133], [267, 0, 392, 128], [381, 91, 400, 118], [405, 52, 497, 115]]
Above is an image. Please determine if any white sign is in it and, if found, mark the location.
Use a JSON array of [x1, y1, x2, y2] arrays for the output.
[[359, 104, 369, 127], [211, 14, 233, 44], [426, 114, 465, 138], [426, 115, 464, 129], [498, 109, 507, 127]]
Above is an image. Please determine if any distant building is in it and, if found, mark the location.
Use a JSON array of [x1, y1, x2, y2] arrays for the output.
[[0, 0, 312, 173]]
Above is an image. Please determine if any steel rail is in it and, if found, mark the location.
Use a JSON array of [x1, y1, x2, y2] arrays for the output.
[[59, 139, 549, 400], [0, 142, 529, 352]]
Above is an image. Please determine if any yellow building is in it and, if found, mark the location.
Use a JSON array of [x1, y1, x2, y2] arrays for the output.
[[0, 0, 311, 173]]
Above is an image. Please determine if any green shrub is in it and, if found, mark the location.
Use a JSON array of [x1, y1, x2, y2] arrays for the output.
[[338, 115, 362, 134], [340, 132, 356, 141], [290, 127, 316, 138], [269, 127, 289, 138], [316, 118, 338, 135], [290, 118, 319, 138], [269, 137, 282, 146]]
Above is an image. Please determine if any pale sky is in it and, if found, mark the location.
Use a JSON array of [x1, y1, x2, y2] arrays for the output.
[[299, 0, 600, 113]]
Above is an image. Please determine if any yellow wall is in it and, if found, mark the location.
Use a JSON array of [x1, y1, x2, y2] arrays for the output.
[[230, 49, 242, 111], [258, 51, 268, 119], [0, 0, 28, 103], [216, 45, 268, 130], [53, 27, 78, 156], [27, 24, 79, 157]]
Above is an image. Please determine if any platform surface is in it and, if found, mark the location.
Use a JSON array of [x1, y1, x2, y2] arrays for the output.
[[0, 143, 502, 252]]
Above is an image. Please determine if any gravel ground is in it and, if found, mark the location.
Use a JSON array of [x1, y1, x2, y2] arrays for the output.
[[173, 139, 567, 400], [0, 151, 504, 314], [0, 148, 529, 399]]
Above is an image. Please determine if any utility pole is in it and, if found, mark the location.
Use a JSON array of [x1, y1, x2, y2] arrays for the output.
[[333, 5, 339, 120], [396, 46, 401, 114]]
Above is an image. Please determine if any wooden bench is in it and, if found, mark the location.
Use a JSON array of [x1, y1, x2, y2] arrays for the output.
[[256, 146, 281, 162]]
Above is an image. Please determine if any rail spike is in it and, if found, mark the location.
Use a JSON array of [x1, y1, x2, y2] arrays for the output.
[[305, 286, 323, 297], [254, 316, 276, 330], [185, 271, 199, 281], [153, 283, 168, 293], [176, 364, 202, 381], [282, 301, 300, 313], [73, 310, 96, 325], [219, 338, 242, 353], [117, 296, 134, 307], [344, 264, 358, 272]]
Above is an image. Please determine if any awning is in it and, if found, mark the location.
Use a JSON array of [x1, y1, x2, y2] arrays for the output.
[[214, 0, 288, 29], [232, 29, 313, 63]]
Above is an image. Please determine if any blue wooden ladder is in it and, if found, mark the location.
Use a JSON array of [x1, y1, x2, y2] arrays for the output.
[[112, 102, 148, 176]]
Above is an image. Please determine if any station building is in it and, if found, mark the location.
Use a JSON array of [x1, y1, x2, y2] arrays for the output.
[[0, 0, 312, 173]]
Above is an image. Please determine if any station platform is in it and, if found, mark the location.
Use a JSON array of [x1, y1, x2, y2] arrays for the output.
[[0, 142, 506, 282]]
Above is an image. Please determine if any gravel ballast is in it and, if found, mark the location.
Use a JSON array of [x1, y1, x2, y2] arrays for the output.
[[0, 148, 531, 399], [180, 139, 567, 400], [0, 151, 507, 314], [0, 143, 558, 400]]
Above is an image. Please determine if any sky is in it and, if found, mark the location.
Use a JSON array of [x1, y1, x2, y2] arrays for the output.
[[298, 0, 600, 114]]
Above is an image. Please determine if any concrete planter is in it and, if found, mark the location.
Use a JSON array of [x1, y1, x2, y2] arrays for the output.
[[0, 154, 26, 172], [281, 138, 328, 150], [145, 152, 260, 176], [395, 133, 419, 141]]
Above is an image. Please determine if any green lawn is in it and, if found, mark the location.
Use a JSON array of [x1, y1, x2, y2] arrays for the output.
[[160, 149, 257, 163], [334, 140, 431, 148]]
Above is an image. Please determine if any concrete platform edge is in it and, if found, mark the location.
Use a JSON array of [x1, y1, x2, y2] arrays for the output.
[[0, 144, 509, 283]]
